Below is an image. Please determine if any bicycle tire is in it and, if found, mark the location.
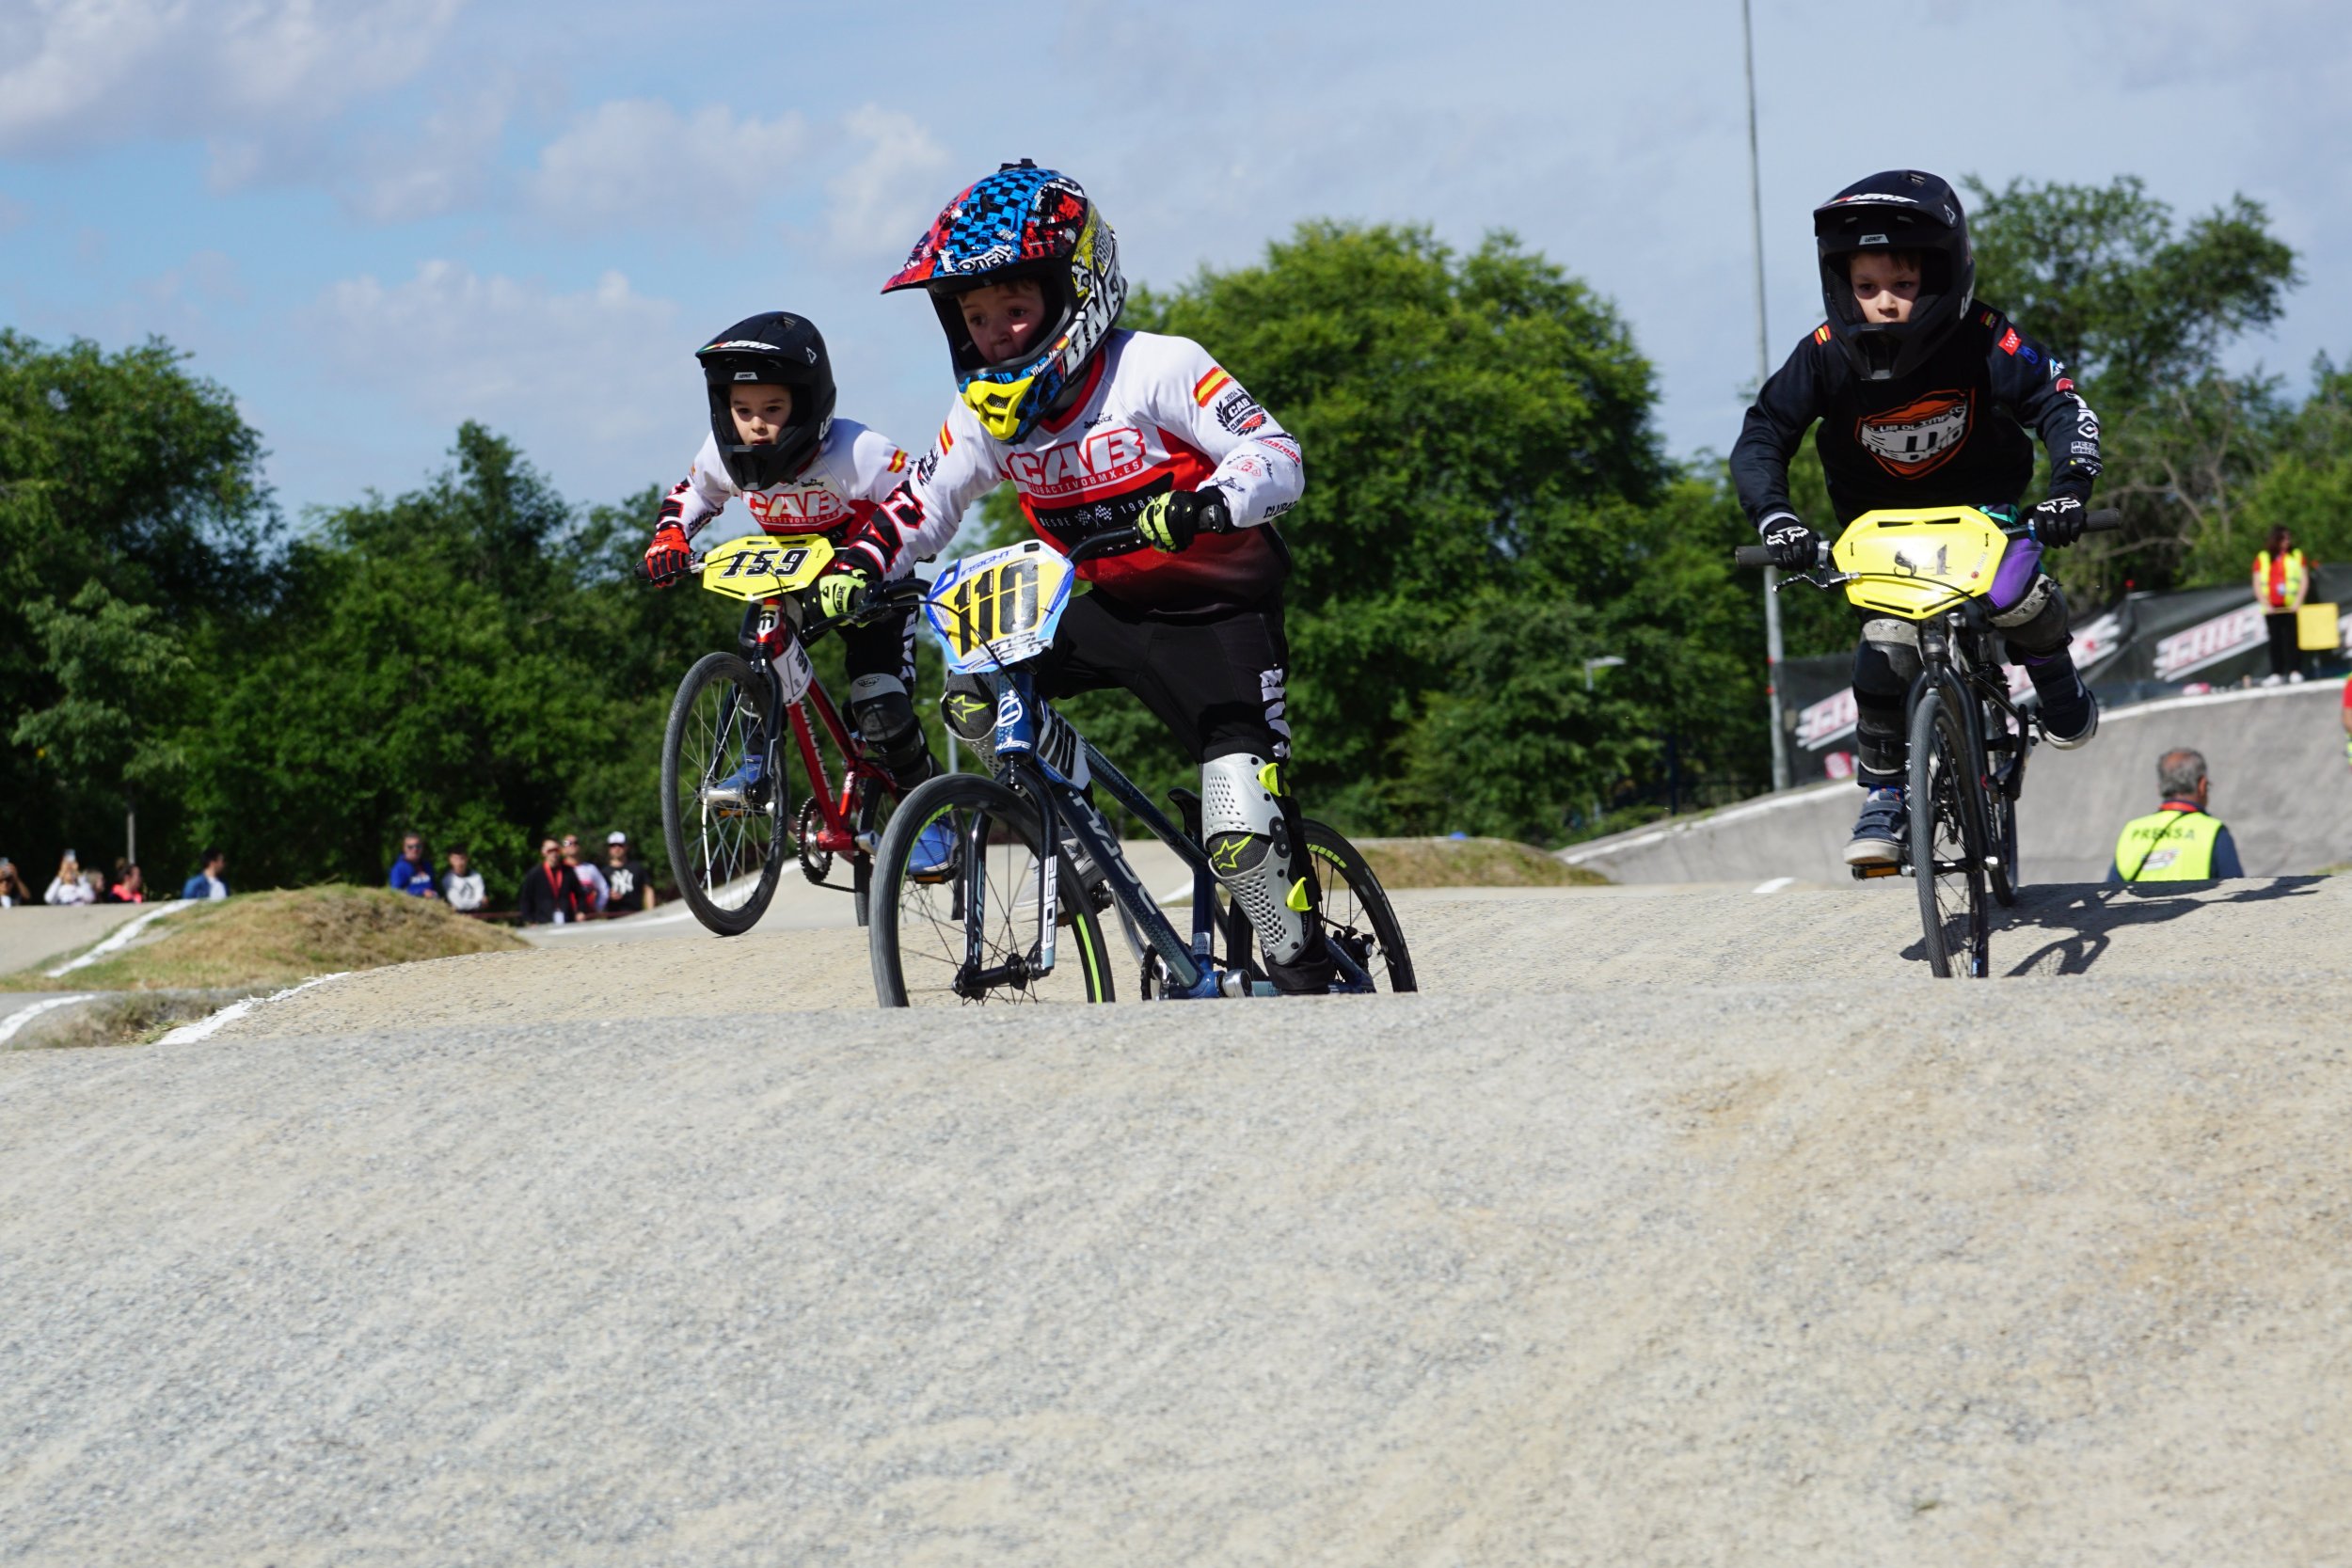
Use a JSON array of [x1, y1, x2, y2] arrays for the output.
[[868, 771, 1115, 1006], [1982, 696, 2023, 908], [1909, 686, 1990, 978], [661, 651, 787, 937], [850, 775, 894, 929], [1216, 818, 1417, 993]]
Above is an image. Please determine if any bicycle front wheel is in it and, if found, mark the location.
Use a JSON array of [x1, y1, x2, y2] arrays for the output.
[[661, 651, 786, 937], [1909, 686, 1990, 978], [1981, 697, 2024, 908], [868, 772, 1115, 1006]]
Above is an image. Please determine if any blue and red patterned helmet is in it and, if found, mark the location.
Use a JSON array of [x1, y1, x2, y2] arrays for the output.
[[882, 160, 1127, 442]]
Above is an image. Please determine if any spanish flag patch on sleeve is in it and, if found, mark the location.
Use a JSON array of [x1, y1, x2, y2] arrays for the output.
[[1193, 365, 1232, 405], [887, 448, 908, 473], [1812, 324, 1833, 345], [936, 420, 955, 453]]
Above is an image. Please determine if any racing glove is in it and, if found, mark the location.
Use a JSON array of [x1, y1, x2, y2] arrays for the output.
[[814, 563, 874, 622], [1760, 517, 1822, 571], [642, 522, 692, 586], [1136, 490, 1232, 554], [2028, 496, 2089, 547]]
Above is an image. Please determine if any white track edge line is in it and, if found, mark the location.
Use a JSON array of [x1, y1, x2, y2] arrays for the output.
[[42, 900, 196, 977], [0, 994, 98, 1044], [156, 972, 353, 1045]]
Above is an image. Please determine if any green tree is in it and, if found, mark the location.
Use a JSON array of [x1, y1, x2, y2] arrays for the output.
[[0, 330, 275, 869], [178, 425, 731, 894], [1108, 223, 1764, 838], [1964, 175, 2297, 594]]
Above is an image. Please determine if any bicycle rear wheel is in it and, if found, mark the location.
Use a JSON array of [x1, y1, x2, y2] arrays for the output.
[[1217, 819, 1417, 993], [1909, 687, 1990, 977], [661, 651, 786, 937], [869, 772, 1115, 1006]]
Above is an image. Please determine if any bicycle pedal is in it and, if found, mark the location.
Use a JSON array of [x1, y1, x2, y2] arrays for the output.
[[1851, 863, 1901, 880]]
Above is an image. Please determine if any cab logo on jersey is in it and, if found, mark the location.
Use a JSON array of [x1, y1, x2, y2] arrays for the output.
[[745, 485, 848, 527], [1856, 389, 1972, 477], [1006, 426, 1149, 499]]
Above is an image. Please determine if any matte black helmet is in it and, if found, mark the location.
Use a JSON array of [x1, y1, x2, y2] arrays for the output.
[[1813, 170, 1975, 381], [694, 311, 837, 488]]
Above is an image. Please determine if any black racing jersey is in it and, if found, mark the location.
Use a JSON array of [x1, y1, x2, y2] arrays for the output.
[[1731, 306, 2100, 530]]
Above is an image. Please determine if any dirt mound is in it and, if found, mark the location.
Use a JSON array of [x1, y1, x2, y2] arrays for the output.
[[1357, 836, 1608, 887], [3, 885, 525, 991]]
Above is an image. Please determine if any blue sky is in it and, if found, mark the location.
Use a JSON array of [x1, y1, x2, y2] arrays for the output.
[[5, 0, 2348, 523]]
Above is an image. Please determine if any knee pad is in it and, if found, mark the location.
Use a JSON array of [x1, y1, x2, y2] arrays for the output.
[[939, 673, 998, 768], [1200, 752, 1313, 965], [1991, 575, 2069, 657], [850, 674, 933, 783], [1851, 627, 1916, 784]]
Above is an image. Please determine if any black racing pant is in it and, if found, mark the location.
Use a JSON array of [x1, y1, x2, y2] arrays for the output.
[[1027, 591, 1294, 764], [1850, 575, 2077, 789]]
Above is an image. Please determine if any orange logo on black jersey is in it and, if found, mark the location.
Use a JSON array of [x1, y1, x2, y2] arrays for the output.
[[1856, 390, 1972, 477]]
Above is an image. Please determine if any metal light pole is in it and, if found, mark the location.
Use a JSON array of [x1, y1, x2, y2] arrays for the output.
[[1743, 0, 1791, 793]]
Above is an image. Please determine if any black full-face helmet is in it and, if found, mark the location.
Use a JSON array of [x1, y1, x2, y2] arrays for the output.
[[1813, 170, 1975, 381], [694, 311, 837, 489]]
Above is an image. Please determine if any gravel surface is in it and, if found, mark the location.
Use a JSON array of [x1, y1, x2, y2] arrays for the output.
[[3, 882, 2349, 1564]]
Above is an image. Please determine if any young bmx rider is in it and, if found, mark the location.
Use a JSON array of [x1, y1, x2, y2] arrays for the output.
[[824, 161, 1343, 992], [641, 312, 949, 869], [1732, 169, 2105, 866]]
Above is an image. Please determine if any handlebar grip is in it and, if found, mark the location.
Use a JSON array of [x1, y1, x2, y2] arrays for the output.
[[1733, 545, 1775, 568], [2085, 508, 2122, 533], [1070, 527, 1145, 564], [631, 558, 652, 582]]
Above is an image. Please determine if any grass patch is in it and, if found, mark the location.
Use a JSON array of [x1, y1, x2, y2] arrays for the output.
[[5, 990, 257, 1051], [1352, 837, 1611, 889], [3, 885, 528, 992]]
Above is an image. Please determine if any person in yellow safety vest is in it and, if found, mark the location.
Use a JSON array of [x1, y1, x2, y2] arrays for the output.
[[2252, 524, 2310, 686], [2109, 748, 2245, 882]]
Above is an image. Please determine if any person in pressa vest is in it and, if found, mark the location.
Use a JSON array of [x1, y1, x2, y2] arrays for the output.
[[2110, 749, 2244, 882]]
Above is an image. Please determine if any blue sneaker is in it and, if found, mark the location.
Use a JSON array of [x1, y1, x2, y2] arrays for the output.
[[907, 818, 959, 882], [706, 751, 765, 815], [1844, 786, 1907, 867]]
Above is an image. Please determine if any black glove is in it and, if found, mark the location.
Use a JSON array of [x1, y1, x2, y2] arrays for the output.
[[2027, 496, 2088, 547], [1760, 518, 1822, 571], [1135, 490, 1232, 554]]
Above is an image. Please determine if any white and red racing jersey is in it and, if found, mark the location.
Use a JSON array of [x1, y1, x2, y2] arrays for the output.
[[657, 418, 914, 574], [843, 331, 1302, 612]]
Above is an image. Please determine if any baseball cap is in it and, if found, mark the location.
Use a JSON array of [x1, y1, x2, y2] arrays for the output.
[[607, 831, 629, 845]]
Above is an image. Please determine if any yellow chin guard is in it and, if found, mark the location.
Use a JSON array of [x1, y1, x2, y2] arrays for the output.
[[961, 373, 1039, 442]]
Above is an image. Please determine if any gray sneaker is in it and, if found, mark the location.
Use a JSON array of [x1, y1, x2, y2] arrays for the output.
[[1844, 787, 1907, 867], [2042, 686, 2099, 750]]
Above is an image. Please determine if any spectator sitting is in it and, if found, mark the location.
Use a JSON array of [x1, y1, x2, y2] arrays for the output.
[[602, 830, 655, 913], [110, 863, 146, 904], [562, 833, 610, 914], [389, 832, 438, 898], [441, 847, 485, 912], [517, 837, 589, 926], [0, 857, 31, 906], [2109, 749, 2245, 882], [182, 847, 230, 901], [45, 851, 95, 905]]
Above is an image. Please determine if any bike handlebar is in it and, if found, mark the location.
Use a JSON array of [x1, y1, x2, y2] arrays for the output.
[[1732, 508, 2122, 570]]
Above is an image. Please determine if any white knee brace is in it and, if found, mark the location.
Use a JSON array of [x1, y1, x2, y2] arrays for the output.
[[1201, 752, 1311, 964]]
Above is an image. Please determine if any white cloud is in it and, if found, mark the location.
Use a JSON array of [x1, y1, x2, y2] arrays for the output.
[[0, 0, 465, 157], [527, 98, 808, 232], [823, 104, 953, 259], [341, 85, 510, 224], [304, 261, 689, 460]]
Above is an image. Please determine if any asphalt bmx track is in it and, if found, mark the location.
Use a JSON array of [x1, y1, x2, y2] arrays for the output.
[[7, 863, 2352, 1563]]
